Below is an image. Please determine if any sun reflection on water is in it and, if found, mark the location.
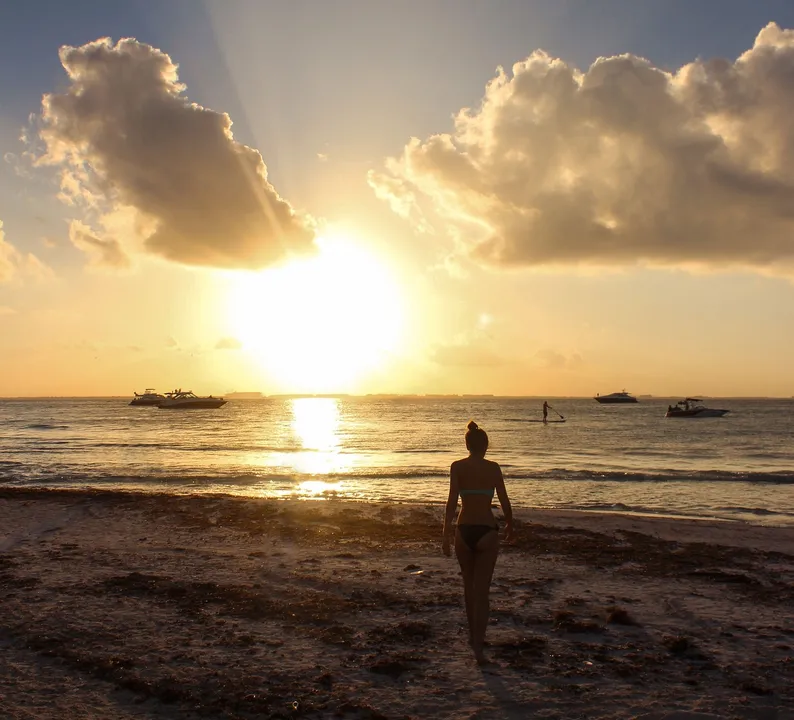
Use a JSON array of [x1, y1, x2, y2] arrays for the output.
[[297, 479, 345, 496], [290, 397, 348, 480]]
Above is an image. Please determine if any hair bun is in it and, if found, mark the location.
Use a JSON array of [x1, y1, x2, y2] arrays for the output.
[[467, 420, 479, 431]]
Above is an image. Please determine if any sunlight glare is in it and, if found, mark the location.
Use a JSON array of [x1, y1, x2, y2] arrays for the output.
[[292, 397, 339, 451], [227, 234, 404, 392]]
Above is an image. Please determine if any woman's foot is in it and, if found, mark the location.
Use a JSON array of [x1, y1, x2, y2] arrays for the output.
[[471, 640, 486, 665]]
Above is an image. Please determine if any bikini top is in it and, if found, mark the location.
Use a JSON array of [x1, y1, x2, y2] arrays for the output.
[[459, 487, 495, 499]]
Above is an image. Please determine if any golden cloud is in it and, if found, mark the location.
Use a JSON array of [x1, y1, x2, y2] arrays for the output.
[[372, 23, 794, 270], [38, 38, 315, 269]]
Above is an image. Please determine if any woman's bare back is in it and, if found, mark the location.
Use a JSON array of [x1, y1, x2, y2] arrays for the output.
[[453, 456, 503, 525]]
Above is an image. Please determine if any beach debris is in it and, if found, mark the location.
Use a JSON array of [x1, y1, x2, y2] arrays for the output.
[[335, 701, 389, 719], [368, 621, 433, 645], [739, 679, 774, 696], [368, 659, 410, 677], [663, 634, 691, 654], [315, 672, 333, 689], [606, 606, 637, 625], [491, 635, 548, 669], [553, 610, 604, 634], [367, 654, 426, 679], [402, 564, 420, 571]]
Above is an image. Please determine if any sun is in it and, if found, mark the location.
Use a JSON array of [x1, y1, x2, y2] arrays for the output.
[[226, 234, 405, 391]]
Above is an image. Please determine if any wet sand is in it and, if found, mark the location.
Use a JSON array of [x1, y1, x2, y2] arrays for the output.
[[0, 488, 792, 719]]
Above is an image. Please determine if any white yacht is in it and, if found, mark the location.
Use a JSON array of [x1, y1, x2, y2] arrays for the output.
[[158, 389, 227, 409], [129, 389, 165, 406], [594, 390, 638, 404]]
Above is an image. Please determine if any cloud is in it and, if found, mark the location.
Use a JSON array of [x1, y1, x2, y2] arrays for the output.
[[3, 151, 33, 179], [69, 220, 130, 269], [0, 220, 54, 283], [371, 23, 794, 271], [37, 37, 315, 270], [430, 315, 505, 367], [534, 349, 584, 370], [367, 169, 432, 234], [0, 306, 16, 316], [215, 336, 242, 350]]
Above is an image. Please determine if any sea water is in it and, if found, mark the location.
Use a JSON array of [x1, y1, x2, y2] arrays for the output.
[[1, 396, 793, 526]]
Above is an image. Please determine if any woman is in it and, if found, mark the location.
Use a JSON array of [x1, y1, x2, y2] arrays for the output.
[[442, 420, 513, 664]]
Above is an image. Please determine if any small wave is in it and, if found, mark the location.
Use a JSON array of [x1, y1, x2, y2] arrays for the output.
[[91, 442, 324, 453], [25, 423, 69, 430], [550, 502, 724, 522], [0, 473, 293, 488], [344, 469, 448, 480], [514, 469, 794, 485], [0, 469, 449, 486], [3, 466, 794, 486], [715, 506, 794, 517], [392, 449, 451, 454], [744, 452, 794, 460]]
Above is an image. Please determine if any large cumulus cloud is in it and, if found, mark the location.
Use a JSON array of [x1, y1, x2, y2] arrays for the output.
[[38, 38, 314, 269], [370, 23, 794, 270]]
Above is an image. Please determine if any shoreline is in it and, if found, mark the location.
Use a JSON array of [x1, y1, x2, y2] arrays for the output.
[[0, 484, 794, 554], [2, 483, 793, 531], [1, 488, 792, 718]]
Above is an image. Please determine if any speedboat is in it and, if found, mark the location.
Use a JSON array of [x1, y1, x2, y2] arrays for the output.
[[158, 389, 227, 409], [665, 399, 729, 418], [594, 390, 638, 404], [129, 389, 165, 406]]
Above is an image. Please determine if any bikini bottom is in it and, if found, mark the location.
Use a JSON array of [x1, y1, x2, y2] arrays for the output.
[[457, 524, 498, 552]]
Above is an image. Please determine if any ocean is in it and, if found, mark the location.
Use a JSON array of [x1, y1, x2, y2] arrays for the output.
[[1, 396, 793, 526]]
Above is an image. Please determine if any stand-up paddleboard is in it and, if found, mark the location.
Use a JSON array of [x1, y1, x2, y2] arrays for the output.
[[524, 419, 566, 423]]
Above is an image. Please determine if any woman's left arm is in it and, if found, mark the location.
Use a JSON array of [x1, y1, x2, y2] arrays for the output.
[[442, 463, 459, 556], [494, 464, 514, 542]]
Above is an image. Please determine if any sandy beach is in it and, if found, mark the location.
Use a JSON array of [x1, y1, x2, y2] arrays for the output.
[[1, 488, 792, 719]]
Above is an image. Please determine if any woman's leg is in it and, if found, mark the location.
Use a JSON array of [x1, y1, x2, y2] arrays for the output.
[[471, 531, 499, 662], [454, 531, 476, 644]]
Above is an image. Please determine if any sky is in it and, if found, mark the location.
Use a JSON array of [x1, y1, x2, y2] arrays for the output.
[[2, 0, 794, 397]]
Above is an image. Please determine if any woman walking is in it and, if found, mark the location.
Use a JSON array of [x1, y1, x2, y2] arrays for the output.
[[442, 421, 513, 664]]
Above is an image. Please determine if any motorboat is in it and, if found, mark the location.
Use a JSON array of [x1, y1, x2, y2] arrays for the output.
[[129, 389, 165, 406], [158, 389, 227, 409], [665, 398, 729, 418], [594, 390, 638, 404]]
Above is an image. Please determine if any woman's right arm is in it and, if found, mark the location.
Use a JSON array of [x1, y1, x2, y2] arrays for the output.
[[494, 464, 514, 541]]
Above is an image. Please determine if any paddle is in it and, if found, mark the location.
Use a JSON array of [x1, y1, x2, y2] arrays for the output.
[[548, 405, 565, 420]]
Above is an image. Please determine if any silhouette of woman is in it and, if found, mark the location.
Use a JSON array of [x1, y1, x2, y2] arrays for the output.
[[442, 421, 513, 664]]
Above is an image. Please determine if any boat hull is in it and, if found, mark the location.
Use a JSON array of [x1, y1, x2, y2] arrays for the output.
[[158, 399, 227, 409], [129, 398, 162, 406], [666, 408, 729, 418], [594, 397, 638, 404]]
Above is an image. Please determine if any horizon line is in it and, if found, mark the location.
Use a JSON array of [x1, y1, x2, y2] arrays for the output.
[[1, 394, 792, 401]]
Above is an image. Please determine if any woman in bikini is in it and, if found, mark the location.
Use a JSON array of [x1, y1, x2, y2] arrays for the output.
[[442, 420, 513, 664]]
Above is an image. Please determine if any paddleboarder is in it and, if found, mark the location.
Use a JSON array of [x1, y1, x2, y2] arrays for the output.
[[542, 401, 549, 423]]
